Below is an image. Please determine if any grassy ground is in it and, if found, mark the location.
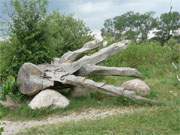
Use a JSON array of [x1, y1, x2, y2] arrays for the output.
[[18, 106, 180, 135], [1, 42, 180, 134], [0, 92, 150, 121], [15, 42, 180, 135]]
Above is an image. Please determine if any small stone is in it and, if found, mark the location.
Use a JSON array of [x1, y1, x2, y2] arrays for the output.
[[29, 89, 70, 110], [121, 79, 150, 96]]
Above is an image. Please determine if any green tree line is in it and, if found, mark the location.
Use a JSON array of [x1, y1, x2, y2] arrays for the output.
[[101, 11, 180, 44]]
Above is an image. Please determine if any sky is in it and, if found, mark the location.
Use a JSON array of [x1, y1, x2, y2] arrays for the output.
[[47, 0, 180, 32], [0, 0, 180, 36]]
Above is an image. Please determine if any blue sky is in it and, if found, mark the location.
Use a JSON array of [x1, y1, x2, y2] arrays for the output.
[[0, 0, 180, 32], [48, 0, 180, 31]]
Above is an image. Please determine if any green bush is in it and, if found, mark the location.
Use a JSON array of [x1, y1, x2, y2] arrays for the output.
[[0, 76, 16, 100], [0, 0, 92, 80], [45, 12, 92, 57], [0, 41, 17, 80]]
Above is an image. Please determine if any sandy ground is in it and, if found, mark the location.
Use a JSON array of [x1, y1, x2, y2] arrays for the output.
[[1, 107, 145, 135]]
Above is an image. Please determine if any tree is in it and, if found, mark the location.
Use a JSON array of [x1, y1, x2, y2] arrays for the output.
[[102, 11, 157, 42], [138, 12, 157, 41], [9, 0, 51, 71], [114, 11, 139, 40], [101, 19, 114, 37], [45, 12, 92, 57], [0, 0, 92, 80], [156, 12, 180, 44]]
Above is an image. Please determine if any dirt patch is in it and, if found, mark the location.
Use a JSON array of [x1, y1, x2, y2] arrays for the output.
[[1, 107, 145, 135]]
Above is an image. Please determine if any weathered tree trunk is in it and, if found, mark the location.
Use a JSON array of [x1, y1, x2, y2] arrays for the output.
[[78, 64, 142, 77], [17, 40, 158, 104], [17, 63, 54, 95], [17, 40, 130, 95], [53, 40, 102, 64]]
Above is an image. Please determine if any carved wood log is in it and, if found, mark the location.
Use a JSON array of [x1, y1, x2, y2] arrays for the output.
[[74, 40, 129, 66], [39, 71, 159, 104], [43, 40, 130, 75], [17, 40, 159, 104], [52, 40, 102, 64], [17, 63, 54, 95], [52, 40, 129, 75], [78, 64, 142, 77]]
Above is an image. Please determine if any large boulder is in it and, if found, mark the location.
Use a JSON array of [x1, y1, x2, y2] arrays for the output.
[[121, 79, 150, 96], [29, 89, 70, 110]]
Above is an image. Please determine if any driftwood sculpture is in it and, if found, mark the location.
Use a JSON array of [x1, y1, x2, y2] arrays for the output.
[[17, 40, 158, 104]]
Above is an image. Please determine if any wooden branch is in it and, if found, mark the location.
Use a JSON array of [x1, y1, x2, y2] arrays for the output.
[[58, 75, 130, 96], [58, 75, 159, 104], [78, 64, 142, 77], [60, 40, 130, 74], [17, 41, 131, 95], [75, 40, 129, 65], [52, 40, 102, 64], [40, 40, 129, 76], [16, 39, 160, 105], [17, 63, 159, 105], [52, 40, 130, 75]]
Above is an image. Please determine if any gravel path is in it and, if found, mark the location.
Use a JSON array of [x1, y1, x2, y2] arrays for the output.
[[1, 107, 145, 135]]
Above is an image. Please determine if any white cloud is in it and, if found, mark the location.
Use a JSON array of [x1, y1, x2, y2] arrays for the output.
[[1, 0, 180, 37], [61, 0, 179, 32], [76, 1, 113, 14]]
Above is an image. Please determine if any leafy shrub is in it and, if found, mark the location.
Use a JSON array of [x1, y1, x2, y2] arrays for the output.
[[0, 76, 16, 100], [0, 41, 17, 80], [45, 12, 92, 57], [0, 0, 92, 80]]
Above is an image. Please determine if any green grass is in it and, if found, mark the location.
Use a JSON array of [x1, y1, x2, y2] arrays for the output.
[[18, 106, 180, 135], [0, 42, 179, 122], [0, 93, 148, 121]]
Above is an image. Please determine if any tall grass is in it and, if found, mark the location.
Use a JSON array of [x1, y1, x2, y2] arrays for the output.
[[104, 42, 180, 78]]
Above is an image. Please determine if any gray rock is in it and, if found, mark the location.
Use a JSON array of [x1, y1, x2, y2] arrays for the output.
[[29, 89, 70, 110], [121, 79, 150, 96]]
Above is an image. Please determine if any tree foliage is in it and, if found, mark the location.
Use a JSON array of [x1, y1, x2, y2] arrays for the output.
[[102, 11, 157, 42], [45, 12, 92, 57], [156, 12, 180, 44], [102, 11, 180, 44], [0, 0, 92, 80], [9, 0, 51, 71]]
